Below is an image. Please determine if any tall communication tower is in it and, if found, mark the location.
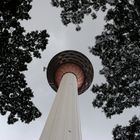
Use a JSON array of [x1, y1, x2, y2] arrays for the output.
[[39, 50, 93, 140]]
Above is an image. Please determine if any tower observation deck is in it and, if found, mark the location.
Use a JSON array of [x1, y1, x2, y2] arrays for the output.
[[39, 50, 93, 140]]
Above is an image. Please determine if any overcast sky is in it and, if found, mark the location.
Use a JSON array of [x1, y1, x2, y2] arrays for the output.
[[0, 0, 140, 140]]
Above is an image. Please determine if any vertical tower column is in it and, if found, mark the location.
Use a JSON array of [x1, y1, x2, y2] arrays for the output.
[[39, 73, 82, 140]]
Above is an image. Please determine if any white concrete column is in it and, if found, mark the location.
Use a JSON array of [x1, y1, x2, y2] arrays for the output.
[[39, 73, 82, 140]]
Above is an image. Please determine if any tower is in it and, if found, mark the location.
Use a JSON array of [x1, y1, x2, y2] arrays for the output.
[[39, 50, 93, 140]]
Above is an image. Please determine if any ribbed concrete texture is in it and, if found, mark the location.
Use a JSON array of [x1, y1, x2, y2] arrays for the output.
[[39, 73, 82, 140]]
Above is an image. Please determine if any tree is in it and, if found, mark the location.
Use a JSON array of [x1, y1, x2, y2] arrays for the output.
[[51, 0, 117, 30], [113, 116, 140, 140], [90, 1, 140, 137], [0, 0, 49, 124], [91, 0, 140, 118], [51, 0, 140, 139]]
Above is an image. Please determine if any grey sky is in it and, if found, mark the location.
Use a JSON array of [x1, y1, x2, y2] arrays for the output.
[[0, 0, 140, 140]]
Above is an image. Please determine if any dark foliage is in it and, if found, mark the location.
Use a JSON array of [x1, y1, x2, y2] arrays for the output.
[[51, 0, 117, 30], [113, 116, 140, 140], [90, 1, 140, 138], [0, 0, 49, 124], [90, 0, 140, 118]]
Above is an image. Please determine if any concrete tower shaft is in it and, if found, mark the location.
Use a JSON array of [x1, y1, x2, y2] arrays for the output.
[[40, 73, 82, 140], [39, 50, 93, 140]]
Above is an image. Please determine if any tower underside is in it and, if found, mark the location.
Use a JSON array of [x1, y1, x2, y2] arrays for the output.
[[47, 50, 93, 95], [39, 73, 82, 140]]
